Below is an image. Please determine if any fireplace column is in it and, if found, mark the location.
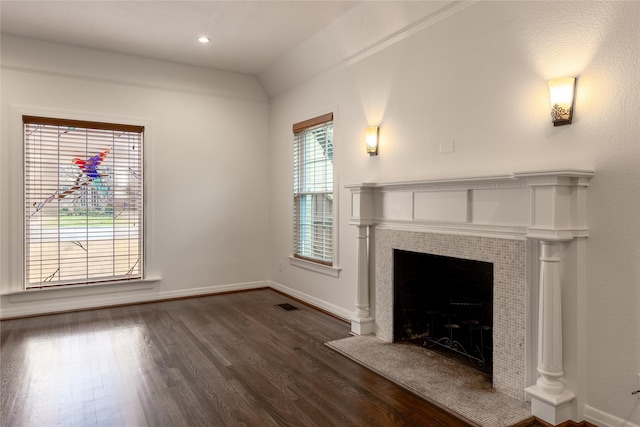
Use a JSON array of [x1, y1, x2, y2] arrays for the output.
[[352, 225, 375, 334], [346, 184, 375, 335], [346, 183, 376, 335], [521, 171, 594, 425], [525, 240, 574, 423]]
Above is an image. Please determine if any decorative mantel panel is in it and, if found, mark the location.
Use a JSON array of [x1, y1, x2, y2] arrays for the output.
[[345, 169, 594, 425], [346, 170, 593, 239]]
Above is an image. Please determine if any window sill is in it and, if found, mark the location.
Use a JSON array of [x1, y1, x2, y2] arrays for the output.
[[4, 276, 161, 302], [288, 256, 341, 278]]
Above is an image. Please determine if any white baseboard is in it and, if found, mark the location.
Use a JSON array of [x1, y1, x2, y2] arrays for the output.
[[268, 280, 353, 322], [157, 281, 268, 300], [0, 280, 269, 319], [584, 404, 640, 427]]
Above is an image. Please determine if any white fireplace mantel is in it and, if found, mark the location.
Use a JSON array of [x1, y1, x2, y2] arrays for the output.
[[345, 169, 594, 241], [345, 169, 594, 426]]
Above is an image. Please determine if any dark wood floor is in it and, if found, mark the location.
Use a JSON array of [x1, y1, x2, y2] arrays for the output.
[[1, 289, 532, 427]]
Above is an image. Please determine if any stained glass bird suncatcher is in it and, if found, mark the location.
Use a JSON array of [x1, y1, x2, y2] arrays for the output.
[[73, 148, 111, 193]]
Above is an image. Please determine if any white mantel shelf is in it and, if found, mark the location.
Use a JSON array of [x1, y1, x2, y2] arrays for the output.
[[345, 169, 595, 426], [345, 169, 595, 241], [345, 169, 594, 188]]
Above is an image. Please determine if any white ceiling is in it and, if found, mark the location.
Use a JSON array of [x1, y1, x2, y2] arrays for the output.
[[0, 0, 361, 76]]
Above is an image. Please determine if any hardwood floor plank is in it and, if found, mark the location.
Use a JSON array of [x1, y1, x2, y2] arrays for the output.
[[1, 289, 481, 427]]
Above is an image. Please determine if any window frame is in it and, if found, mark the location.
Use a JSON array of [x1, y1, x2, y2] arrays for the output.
[[5, 105, 158, 294], [290, 112, 340, 277], [23, 116, 145, 289]]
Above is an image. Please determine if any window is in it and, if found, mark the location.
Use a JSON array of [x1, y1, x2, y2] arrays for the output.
[[23, 116, 144, 288], [293, 113, 334, 266]]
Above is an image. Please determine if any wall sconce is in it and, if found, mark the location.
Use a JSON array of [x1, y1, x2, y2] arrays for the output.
[[366, 126, 379, 156], [548, 77, 576, 126]]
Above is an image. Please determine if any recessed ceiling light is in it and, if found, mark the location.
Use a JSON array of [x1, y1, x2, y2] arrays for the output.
[[198, 36, 211, 44]]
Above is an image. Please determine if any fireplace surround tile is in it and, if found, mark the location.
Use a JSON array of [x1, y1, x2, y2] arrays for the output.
[[375, 228, 527, 401]]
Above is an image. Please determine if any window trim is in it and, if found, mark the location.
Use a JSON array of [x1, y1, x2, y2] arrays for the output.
[[23, 116, 145, 288], [5, 104, 157, 293], [291, 111, 339, 275]]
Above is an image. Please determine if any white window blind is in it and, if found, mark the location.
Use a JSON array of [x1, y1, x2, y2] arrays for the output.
[[293, 113, 334, 266], [23, 116, 144, 288]]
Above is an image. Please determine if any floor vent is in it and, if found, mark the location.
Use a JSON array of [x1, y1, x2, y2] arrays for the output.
[[275, 303, 299, 311]]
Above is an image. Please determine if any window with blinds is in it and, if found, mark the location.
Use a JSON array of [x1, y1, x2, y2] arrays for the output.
[[293, 113, 334, 266], [23, 116, 144, 288]]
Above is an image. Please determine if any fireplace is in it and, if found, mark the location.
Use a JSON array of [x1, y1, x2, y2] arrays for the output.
[[346, 171, 594, 423], [393, 249, 494, 374]]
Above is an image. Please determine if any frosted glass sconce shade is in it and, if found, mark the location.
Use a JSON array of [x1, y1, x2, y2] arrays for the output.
[[548, 77, 576, 126], [366, 126, 379, 155]]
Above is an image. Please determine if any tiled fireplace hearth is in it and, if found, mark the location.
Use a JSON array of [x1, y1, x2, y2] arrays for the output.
[[346, 170, 593, 425]]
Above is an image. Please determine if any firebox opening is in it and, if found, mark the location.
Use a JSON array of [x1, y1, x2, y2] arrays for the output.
[[393, 249, 494, 375]]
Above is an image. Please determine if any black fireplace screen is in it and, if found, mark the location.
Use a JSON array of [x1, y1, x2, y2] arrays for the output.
[[393, 249, 494, 372]]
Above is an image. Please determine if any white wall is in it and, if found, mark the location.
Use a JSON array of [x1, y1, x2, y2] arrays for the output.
[[0, 35, 271, 316], [267, 2, 639, 426]]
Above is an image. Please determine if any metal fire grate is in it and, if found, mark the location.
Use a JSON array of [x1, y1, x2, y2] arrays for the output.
[[275, 303, 299, 311]]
